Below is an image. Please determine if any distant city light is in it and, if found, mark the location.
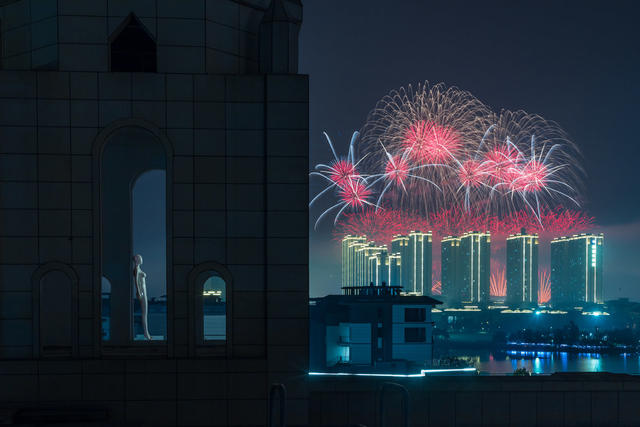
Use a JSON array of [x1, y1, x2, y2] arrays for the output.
[[308, 367, 477, 378]]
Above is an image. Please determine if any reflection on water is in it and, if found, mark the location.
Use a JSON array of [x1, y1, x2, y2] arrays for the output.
[[444, 349, 640, 375]]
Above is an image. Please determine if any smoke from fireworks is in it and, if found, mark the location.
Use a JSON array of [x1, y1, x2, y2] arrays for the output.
[[334, 207, 595, 247]]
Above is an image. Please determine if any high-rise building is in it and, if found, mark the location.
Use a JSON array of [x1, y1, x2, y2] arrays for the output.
[[506, 230, 539, 307], [387, 253, 402, 287], [550, 233, 604, 307], [441, 236, 461, 304], [342, 236, 367, 287], [355, 243, 388, 286], [406, 231, 433, 295], [458, 231, 491, 304], [391, 235, 410, 289]]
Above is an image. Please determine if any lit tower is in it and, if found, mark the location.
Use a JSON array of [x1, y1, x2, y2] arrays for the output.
[[458, 231, 491, 304], [387, 253, 402, 287], [550, 233, 604, 307], [407, 231, 432, 295], [506, 229, 539, 307], [341, 235, 367, 287], [441, 236, 461, 305], [391, 235, 410, 289], [355, 243, 387, 286]]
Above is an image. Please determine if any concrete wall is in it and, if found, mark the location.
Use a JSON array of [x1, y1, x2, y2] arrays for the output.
[[0, 70, 309, 426], [0, 0, 302, 73], [309, 373, 640, 427]]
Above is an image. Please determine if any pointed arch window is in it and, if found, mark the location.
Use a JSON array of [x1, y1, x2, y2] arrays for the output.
[[110, 14, 157, 72]]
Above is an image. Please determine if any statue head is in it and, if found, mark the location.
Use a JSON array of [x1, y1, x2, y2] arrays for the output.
[[133, 254, 143, 266]]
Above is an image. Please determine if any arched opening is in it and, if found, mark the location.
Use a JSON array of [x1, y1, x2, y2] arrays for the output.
[[33, 264, 79, 358], [110, 14, 156, 72], [188, 262, 233, 357], [200, 272, 227, 341], [100, 126, 167, 345], [132, 170, 166, 340]]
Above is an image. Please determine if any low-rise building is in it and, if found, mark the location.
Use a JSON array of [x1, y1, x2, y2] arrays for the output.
[[310, 286, 441, 373]]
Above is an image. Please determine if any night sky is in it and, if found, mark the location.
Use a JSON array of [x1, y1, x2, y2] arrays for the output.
[[301, 1, 640, 299]]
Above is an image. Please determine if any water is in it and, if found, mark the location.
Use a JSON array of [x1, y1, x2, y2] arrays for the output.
[[444, 349, 640, 375]]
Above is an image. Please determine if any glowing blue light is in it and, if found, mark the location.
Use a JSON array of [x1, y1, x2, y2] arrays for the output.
[[308, 367, 477, 378], [535, 311, 541, 316]]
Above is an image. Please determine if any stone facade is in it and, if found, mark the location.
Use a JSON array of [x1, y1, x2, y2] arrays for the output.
[[0, 0, 308, 425]]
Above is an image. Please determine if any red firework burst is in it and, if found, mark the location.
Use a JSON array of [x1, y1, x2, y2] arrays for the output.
[[329, 159, 358, 189], [458, 159, 485, 188], [432, 280, 442, 295], [483, 146, 520, 185], [490, 268, 507, 297], [334, 207, 595, 245], [538, 269, 551, 304], [338, 180, 372, 209], [514, 160, 548, 193], [403, 120, 461, 163], [384, 155, 410, 186]]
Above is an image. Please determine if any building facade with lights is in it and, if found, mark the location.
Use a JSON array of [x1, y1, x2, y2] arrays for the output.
[[459, 231, 491, 305], [506, 230, 539, 307], [551, 233, 604, 307], [341, 235, 367, 287], [406, 231, 432, 295], [441, 235, 461, 305]]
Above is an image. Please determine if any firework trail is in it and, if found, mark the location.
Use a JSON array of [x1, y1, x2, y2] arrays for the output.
[[538, 269, 551, 304], [432, 280, 442, 295], [358, 82, 492, 214], [480, 110, 584, 221], [311, 82, 586, 228], [490, 267, 507, 298], [309, 132, 375, 228]]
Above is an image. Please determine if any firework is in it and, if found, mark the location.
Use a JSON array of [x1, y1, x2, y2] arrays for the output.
[[312, 81, 586, 230], [310, 132, 374, 228], [538, 269, 551, 304], [490, 268, 507, 298], [432, 280, 442, 295], [358, 82, 492, 214]]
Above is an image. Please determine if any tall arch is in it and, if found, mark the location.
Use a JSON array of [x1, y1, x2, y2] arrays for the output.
[[188, 261, 234, 358], [92, 118, 174, 354], [31, 262, 79, 358]]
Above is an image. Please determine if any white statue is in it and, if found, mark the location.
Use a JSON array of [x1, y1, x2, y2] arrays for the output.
[[133, 254, 152, 340]]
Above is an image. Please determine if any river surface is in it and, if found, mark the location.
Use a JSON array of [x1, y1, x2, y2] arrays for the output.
[[443, 349, 640, 375]]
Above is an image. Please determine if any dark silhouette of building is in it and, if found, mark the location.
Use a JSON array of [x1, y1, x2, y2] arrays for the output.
[[310, 289, 441, 373], [0, 0, 308, 425]]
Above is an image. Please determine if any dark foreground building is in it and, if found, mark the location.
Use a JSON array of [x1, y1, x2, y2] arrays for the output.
[[310, 286, 441, 373], [0, 0, 308, 425]]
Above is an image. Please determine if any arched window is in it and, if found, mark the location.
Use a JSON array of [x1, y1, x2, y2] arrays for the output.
[[100, 125, 168, 347], [110, 14, 156, 72], [32, 263, 79, 358], [189, 263, 233, 357], [131, 169, 166, 340], [201, 272, 227, 341]]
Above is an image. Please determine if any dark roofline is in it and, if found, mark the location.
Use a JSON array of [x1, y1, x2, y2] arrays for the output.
[[311, 294, 443, 305]]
